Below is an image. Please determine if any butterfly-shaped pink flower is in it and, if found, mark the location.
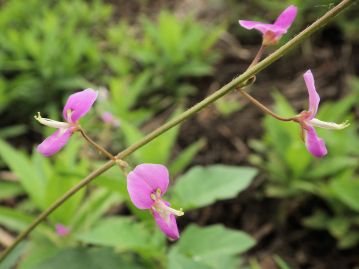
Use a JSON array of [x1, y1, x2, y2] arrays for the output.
[[127, 164, 183, 240], [239, 5, 297, 45], [35, 89, 98, 157], [297, 70, 349, 158]]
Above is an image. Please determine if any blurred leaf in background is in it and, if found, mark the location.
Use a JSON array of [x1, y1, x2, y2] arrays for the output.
[[0, 0, 112, 127]]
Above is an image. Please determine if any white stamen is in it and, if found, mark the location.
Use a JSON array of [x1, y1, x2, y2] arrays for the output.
[[309, 118, 350, 130], [164, 206, 184, 217], [34, 112, 70, 129], [152, 200, 184, 222]]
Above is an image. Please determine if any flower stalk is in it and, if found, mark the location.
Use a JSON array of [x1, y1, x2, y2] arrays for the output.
[[247, 44, 267, 69], [237, 88, 297, 122], [78, 127, 128, 173], [78, 127, 115, 161], [0, 0, 354, 262]]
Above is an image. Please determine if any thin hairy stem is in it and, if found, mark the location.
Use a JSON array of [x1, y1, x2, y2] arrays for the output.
[[239, 42, 291, 121], [0, 0, 353, 262], [248, 44, 267, 69], [78, 127, 129, 174], [78, 127, 116, 161], [237, 88, 297, 122]]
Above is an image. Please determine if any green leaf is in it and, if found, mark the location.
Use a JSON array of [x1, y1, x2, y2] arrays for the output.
[[71, 189, 122, 231], [93, 165, 126, 195], [0, 140, 45, 208], [0, 125, 26, 139], [316, 91, 359, 123], [121, 109, 182, 164], [306, 157, 358, 178], [43, 173, 85, 224], [114, 72, 150, 112], [303, 210, 330, 230], [328, 217, 350, 238], [18, 240, 60, 269], [169, 244, 244, 269], [0, 242, 27, 269], [168, 249, 212, 269], [171, 224, 255, 268], [338, 231, 359, 249], [0, 206, 49, 235], [176, 224, 255, 256], [330, 177, 359, 212], [0, 206, 33, 231], [76, 217, 162, 252], [274, 255, 292, 269], [169, 139, 205, 176], [0, 181, 24, 200], [35, 247, 146, 269], [172, 165, 256, 210]]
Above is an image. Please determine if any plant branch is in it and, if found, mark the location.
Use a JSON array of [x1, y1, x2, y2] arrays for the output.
[[0, 0, 354, 262]]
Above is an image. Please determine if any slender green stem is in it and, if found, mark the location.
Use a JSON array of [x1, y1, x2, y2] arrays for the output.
[[0, 0, 354, 262]]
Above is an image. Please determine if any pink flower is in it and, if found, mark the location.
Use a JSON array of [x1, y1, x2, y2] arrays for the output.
[[296, 70, 349, 158], [127, 164, 184, 240], [55, 224, 70, 236], [239, 5, 297, 45], [35, 89, 98, 157], [101, 112, 120, 127]]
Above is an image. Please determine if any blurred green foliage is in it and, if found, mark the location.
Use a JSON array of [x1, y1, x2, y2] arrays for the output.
[[0, 0, 223, 137], [250, 78, 359, 248], [105, 10, 223, 110], [0, 0, 111, 123]]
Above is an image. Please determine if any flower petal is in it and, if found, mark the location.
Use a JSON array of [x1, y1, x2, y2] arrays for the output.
[[152, 201, 180, 241], [37, 128, 73, 157], [303, 70, 320, 119], [274, 5, 297, 31], [63, 89, 98, 122], [127, 164, 169, 209], [239, 20, 285, 36], [305, 126, 327, 158]]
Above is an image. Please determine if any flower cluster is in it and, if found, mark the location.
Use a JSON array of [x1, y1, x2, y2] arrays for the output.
[[35, 90, 183, 239], [239, 6, 349, 158], [34, 4, 350, 241]]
